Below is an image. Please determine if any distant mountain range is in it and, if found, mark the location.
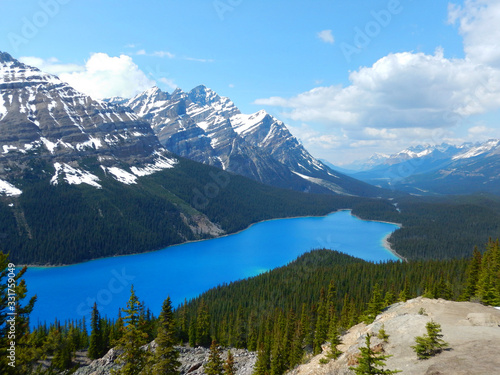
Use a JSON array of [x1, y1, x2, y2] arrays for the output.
[[340, 140, 500, 195], [0, 51, 378, 264], [119, 85, 384, 197]]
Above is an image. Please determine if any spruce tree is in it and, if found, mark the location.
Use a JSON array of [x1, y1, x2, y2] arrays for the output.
[[313, 288, 328, 354], [349, 334, 401, 375], [150, 296, 180, 375], [377, 324, 389, 343], [476, 239, 500, 306], [196, 300, 211, 347], [325, 326, 342, 361], [460, 246, 482, 301], [253, 342, 271, 375], [204, 340, 224, 375], [412, 320, 449, 360], [88, 302, 104, 359], [224, 350, 236, 375], [233, 305, 246, 349], [364, 283, 384, 324], [0, 253, 38, 375], [113, 286, 150, 375]]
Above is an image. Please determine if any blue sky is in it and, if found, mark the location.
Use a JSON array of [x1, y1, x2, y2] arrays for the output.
[[1, 0, 499, 164]]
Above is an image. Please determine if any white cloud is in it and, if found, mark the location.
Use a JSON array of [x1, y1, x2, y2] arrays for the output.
[[135, 49, 175, 59], [468, 124, 495, 136], [20, 56, 85, 75], [448, 0, 500, 68], [256, 50, 500, 129], [256, 0, 500, 161], [61, 53, 156, 99], [159, 77, 177, 91], [22, 53, 156, 99], [317, 29, 335, 44]]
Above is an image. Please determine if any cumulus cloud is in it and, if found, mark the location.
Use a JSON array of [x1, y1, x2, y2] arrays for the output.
[[448, 0, 500, 68], [19, 56, 85, 75], [256, 49, 500, 129], [317, 29, 335, 44], [256, 0, 500, 157], [22, 53, 156, 99]]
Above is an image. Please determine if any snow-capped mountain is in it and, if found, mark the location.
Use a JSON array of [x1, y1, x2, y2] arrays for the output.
[[0, 51, 176, 195], [125, 85, 384, 197], [346, 140, 500, 195]]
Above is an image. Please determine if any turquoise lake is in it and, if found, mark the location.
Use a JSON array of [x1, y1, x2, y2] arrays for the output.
[[23, 210, 399, 325]]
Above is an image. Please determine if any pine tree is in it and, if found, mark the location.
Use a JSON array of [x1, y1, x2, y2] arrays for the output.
[[349, 334, 401, 375], [364, 283, 384, 324], [253, 342, 271, 375], [412, 320, 449, 360], [88, 302, 104, 359], [377, 324, 389, 343], [112, 286, 150, 375], [398, 279, 410, 302], [204, 340, 224, 375], [460, 246, 482, 301], [0, 253, 38, 375], [196, 300, 211, 347], [325, 326, 342, 361], [188, 318, 196, 347], [233, 305, 246, 349], [224, 350, 236, 375], [476, 239, 500, 306], [314, 288, 328, 354], [150, 296, 180, 375], [270, 310, 287, 375]]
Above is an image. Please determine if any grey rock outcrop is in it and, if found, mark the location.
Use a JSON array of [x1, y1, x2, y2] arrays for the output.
[[73, 344, 256, 375], [287, 297, 500, 375]]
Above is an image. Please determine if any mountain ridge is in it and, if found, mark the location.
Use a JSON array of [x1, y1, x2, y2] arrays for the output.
[[340, 139, 500, 195], [124, 85, 386, 197]]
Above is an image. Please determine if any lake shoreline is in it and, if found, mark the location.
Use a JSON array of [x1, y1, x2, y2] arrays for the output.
[[349, 212, 406, 262], [21, 209, 404, 268]]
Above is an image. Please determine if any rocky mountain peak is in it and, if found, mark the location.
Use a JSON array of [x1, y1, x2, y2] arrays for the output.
[[0, 51, 18, 64], [0, 52, 176, 194], [188, 84, 221, 106]]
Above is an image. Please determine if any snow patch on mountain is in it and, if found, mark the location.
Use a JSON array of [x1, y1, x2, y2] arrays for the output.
[[231, 110, 268, 136], [452, 139, 500, 160], [0, 178, 22, 196], [101, 166, 138, 185], [130, 153, 177, 176], [50, 163, 102, 188]]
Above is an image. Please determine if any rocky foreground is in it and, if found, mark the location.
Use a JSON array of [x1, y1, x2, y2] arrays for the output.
[[288, 297, 500, 375], [74, 297, 500, 375], [73, 344, 256, 375]]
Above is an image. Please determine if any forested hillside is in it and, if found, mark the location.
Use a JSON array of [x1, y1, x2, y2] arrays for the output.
[[0, 157, 363, 265], [353, 194, 500, 260], [2, 240, 499, 374]]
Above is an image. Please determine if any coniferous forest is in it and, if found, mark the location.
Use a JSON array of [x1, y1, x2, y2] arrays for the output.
[[0, 157, 499, 265], [1, 239, 499, 374]]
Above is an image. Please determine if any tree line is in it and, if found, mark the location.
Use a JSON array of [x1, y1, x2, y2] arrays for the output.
[[1, 239, 498, 374]]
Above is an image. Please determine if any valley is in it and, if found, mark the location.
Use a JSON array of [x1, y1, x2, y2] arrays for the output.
[[0, 49, 499, 375]]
